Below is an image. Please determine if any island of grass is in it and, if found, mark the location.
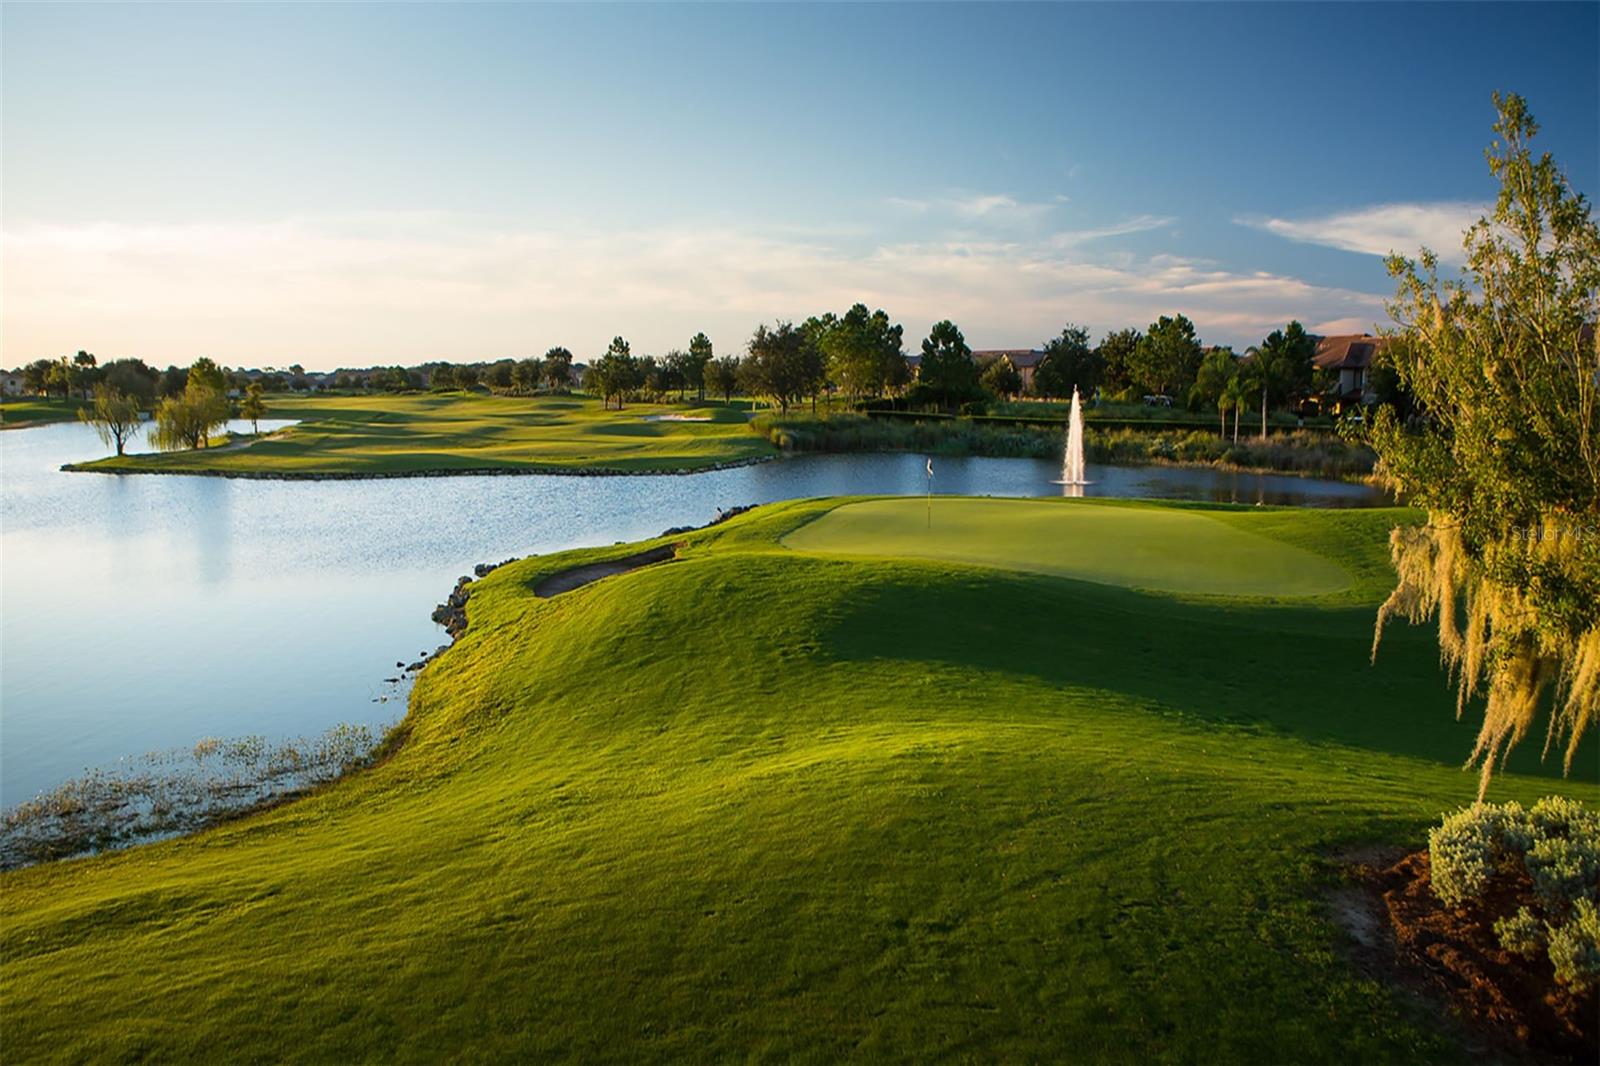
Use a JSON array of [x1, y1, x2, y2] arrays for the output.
[[4, 498, 1595, 1061], [67, 392, 778, 476]]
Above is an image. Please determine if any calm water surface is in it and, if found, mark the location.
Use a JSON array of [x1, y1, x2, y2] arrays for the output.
[[0, 421, 1388, 804]]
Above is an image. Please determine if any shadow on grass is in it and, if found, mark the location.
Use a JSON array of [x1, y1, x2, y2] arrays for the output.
[[819, 566, 1599, 781]]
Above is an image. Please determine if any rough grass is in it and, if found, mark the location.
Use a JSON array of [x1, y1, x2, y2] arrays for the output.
[[69, 392, 776, 475], [2, 499, 1596, 1062]]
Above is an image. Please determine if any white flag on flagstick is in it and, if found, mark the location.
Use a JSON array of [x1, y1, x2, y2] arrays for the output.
[[926, 458, 933, 478]]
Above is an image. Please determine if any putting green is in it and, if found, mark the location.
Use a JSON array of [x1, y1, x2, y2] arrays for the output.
[[783, 497, 1351, 597]]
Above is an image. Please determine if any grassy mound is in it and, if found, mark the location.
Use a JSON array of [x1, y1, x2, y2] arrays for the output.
[[70, 392, 775, 475], [3, 499, 1595, 1061]]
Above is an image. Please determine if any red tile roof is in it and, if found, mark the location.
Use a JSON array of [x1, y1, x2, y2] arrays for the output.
[[973, 349, 1046, 368], [1313, 334, 1382, 371]]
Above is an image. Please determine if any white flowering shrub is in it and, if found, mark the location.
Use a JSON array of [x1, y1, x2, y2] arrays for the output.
[[1428, 796, 1599, 993]]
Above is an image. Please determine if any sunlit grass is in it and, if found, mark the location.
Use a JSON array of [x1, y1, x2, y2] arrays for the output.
[[70, 391, 777, 474], [2, 499, 1594, 1061]]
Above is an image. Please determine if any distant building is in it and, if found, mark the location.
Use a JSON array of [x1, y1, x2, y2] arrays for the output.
[[1312, 333, 1382, 411], [971, 349, 1047, 391], [1, 371, 23, 396]]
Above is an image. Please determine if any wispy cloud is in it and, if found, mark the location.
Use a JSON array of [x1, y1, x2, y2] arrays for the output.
[[1237, 201, 1487, 264], [1048, 214, 1175, 247], [886, 191, 1057, 226], [2, 213, 1386, 365]]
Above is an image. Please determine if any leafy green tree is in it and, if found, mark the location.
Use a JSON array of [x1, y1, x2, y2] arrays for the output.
[[1033, 324, 1102, 399], [1096, 328, 1142, 393], [78, 384, 143, 455], [484, 360, 515, 391], [744, 322, 812, 413], [158, 366, 188, 398], [590, 337, 637, 409], [1370, 92, 1599, 795], [151, 378, 229, 450], [46, 358, 72, 399], [1219, 367, 1254, 442], [239, 382, 267, 435], [638, 355, 666, 401], [431, 365, 457, 391], [543, 347, 574, 390], [709, 355, 741, 403], [101, 359, 158, 406], [188, 357, 227, 395], [1251, 321, 1316, 436], [1366, 345, 1419, 420], [980, 356, 1023, 399], [686, 332, 714, 400], [455, 365, 480, 390], [917, 320, 977, 410], [662, 350, 689, 400], [821, 303, 906, 400], [71, 351, 100, 399], [512, 358, 543, 394], [22, 359, 52, 395], [1190, 346, 1239, 434], [1128, 314, 1202, 398]]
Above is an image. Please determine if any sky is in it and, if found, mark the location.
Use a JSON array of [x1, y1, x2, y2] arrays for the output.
[[3, 2, 1597, 371]]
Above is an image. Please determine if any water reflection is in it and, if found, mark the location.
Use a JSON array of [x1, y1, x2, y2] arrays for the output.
[[0, 422, 1389, 803]]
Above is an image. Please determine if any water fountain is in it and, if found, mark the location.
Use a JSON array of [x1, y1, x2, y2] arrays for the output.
[[1056, 386, 1088, 494]]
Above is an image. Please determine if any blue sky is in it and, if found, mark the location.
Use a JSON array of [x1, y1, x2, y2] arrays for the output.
[[4, 2, 1596, 369]]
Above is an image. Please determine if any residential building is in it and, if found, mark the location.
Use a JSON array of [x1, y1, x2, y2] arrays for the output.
[[1312, 333, 1382, 412], [971, 349, 1047, 391]]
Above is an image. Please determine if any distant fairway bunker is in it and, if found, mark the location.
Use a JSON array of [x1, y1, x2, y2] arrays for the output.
[[783, 497, 1351, 597]]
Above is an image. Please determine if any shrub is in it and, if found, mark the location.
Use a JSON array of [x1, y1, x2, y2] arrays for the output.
[[1547, 898, 1600, 993], [1428, 796, 1599, 992]]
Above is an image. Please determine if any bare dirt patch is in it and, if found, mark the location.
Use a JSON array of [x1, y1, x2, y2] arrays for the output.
[[1332, 847, 1598, 1064]]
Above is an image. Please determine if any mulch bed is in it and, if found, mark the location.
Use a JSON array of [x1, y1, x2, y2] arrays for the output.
[[1340, 848, 1598, 1063]]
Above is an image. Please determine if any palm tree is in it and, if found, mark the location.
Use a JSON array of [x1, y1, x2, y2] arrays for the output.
[[1221, 376, 1251, 443]]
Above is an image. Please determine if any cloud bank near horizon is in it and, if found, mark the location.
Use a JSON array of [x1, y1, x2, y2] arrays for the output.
[[3, 211, 1388, 369]]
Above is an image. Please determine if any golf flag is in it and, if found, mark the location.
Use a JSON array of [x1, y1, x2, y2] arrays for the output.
[[926, 458, 933, 478]]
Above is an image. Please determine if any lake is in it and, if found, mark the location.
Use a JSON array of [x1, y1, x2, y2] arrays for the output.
[[0, 420, 1389, 805]]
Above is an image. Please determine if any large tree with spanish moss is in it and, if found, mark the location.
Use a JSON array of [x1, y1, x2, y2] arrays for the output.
[[1370, 92, 1600, 797]]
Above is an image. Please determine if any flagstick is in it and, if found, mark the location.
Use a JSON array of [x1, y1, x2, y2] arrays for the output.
[[926, 457, 933, 528]]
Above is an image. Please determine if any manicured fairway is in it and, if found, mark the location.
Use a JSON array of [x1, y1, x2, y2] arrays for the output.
[[783, 496, 1352, 596], [0, 396, 89, 429], [70, 392, 775, 474], [2, 499, 1595, 1062]]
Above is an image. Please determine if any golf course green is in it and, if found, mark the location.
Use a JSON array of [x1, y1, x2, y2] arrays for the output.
[[70, 392, 776, 475], [784, 497, 1352, 596], [3, 498, 1595, 1062]]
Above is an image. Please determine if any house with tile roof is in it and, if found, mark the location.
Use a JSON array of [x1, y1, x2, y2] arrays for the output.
[[1312, 333, 1383, 413], [971, 349, 1047, 391]]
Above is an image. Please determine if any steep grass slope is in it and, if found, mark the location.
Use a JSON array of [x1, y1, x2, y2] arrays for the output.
[[3, 499, 1594, 1062]]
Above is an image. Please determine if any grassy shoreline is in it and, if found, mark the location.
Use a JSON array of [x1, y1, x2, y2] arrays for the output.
[[3, 497, 1593, 1060], [755, 411, 1378, 481], [46, 392, 1376, 482], [67, 392, 778, 475], [0, 396, 91, 429]]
